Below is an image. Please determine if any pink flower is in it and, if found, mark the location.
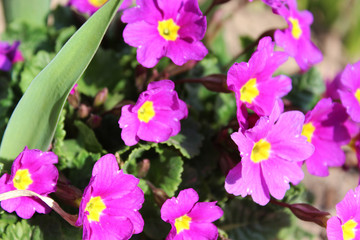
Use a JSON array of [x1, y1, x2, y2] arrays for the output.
[[161, 188, 223, 240], [70, 83, 78, 95], [118, 80, 188, 146], [0, 41, 24, 71], [69, 0, 132, 15], [274, 0, 322, 71], [122, 0, 208, 68], [227, 37, 291, 127], [0, 147, 59, 219], [327, 186, 360, 240], [225, 103, 314, 205], [301, 98, 351, 176], [338, 60, 360, 123], [76, 154, 144, 240]]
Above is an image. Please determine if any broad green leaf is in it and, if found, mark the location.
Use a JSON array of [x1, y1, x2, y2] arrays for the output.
[[3, 0, 51, 27], [19, 51, 55, 93], [0, 0, 125, 160], [74, 121, 103, 153]]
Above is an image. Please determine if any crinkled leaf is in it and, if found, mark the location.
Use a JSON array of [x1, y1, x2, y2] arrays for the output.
[[220, 198, 292, 240], [1, 219, 41, 240], [165, 118, 204, 159], [0, 212, 17, 233], [286, 68, 325, 111], [0, 0, 124, 160]]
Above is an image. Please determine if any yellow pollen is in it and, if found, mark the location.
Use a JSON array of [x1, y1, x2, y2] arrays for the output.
[[288, 17, 302, 39], [158, 19, 180, 41], [240, 78, 259, 104], [89, 0, 108, 7], [175, 215, 192, 234], [138, 101, 155, 123], [250, 139, 271, 163], [342, 219, 357, 240], [355, 89, 360, 105], [13, 169, 33, 190], [85, 196, 106, 222], [301, 122, 316, 143]]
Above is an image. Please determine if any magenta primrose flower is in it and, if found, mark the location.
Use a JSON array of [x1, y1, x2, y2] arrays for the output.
[[327, 186, 360, 240], [161, 188, 223, 240], [227, 36, 291, 127], [301, 98, 351, 176], [76, 154, 144, 240], [225, 103, 314, 205], [0, 41, 23, 71], [122, 0, 208, 68], [274, 0, 322, 71], [70, 83, 78, 95], [119, 80, 188, 146], [69, 0, 132, 15], [0, 147, 58, 219], [338, 60, 360, 123]]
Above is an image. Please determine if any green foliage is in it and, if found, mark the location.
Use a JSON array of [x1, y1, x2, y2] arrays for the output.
[[0, 0, 125, 160], [220, 198, 292, 240], [285, 67, 325, 111], [1, 219, 42, 240], [122, 143, 184, 197], [164, 118, 204, 159], [0, 77, 14, 140], [3, 0, 51, 27]]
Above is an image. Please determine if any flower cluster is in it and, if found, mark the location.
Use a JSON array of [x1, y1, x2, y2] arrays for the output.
[[122, 0, 208, 68], [69, 0, 132, 15], [327, 186, 360, 240], [76, 154, 144, 240], [225, 103, 314, 205], [274, 0, 323, 71], [0, 41, 23, 71], [0, 147, 58, 219], [119, 80, 188, 146], [227, 36, 291, 127], [161, 188, 223, 240]]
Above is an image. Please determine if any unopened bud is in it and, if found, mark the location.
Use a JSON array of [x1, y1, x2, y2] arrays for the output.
[[137, 159, 150, 178], [147, 181, 169, 207], [288, 203, 330, 228], [77, 104, 91, 119], [93, 88, 108, 107], [87, 114, 102, 128]]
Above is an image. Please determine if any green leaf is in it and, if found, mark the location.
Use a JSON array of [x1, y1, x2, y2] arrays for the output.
[[3, 0, 51, 27], [2, 219, 41, 240], [220, 198, 292, 240], [0, 212, 17, 233], [19, 51, 55, 93], [164, 118, 204, 159], [0, 77, 15, 140], [74, 121, 103, 153], [285, 68, 325, 111], [121, 144, 184, 197], [0, 0, 125, 160]]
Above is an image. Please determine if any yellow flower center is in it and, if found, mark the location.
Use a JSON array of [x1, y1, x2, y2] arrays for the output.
[[13, 169, 33, 190], [288, 17, 302, 39], [301, 122, 316, 143], [158, 19, 180, 41], [355, 89, 360, 105], [138, 101, 155, 123], [240, 78, 259, 104], [85, 196, 106, 222], [88, 0, 108, 7], [342, 219, 357, 240], [175, 215, 192, 234], [250, 139, 271, 163]]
